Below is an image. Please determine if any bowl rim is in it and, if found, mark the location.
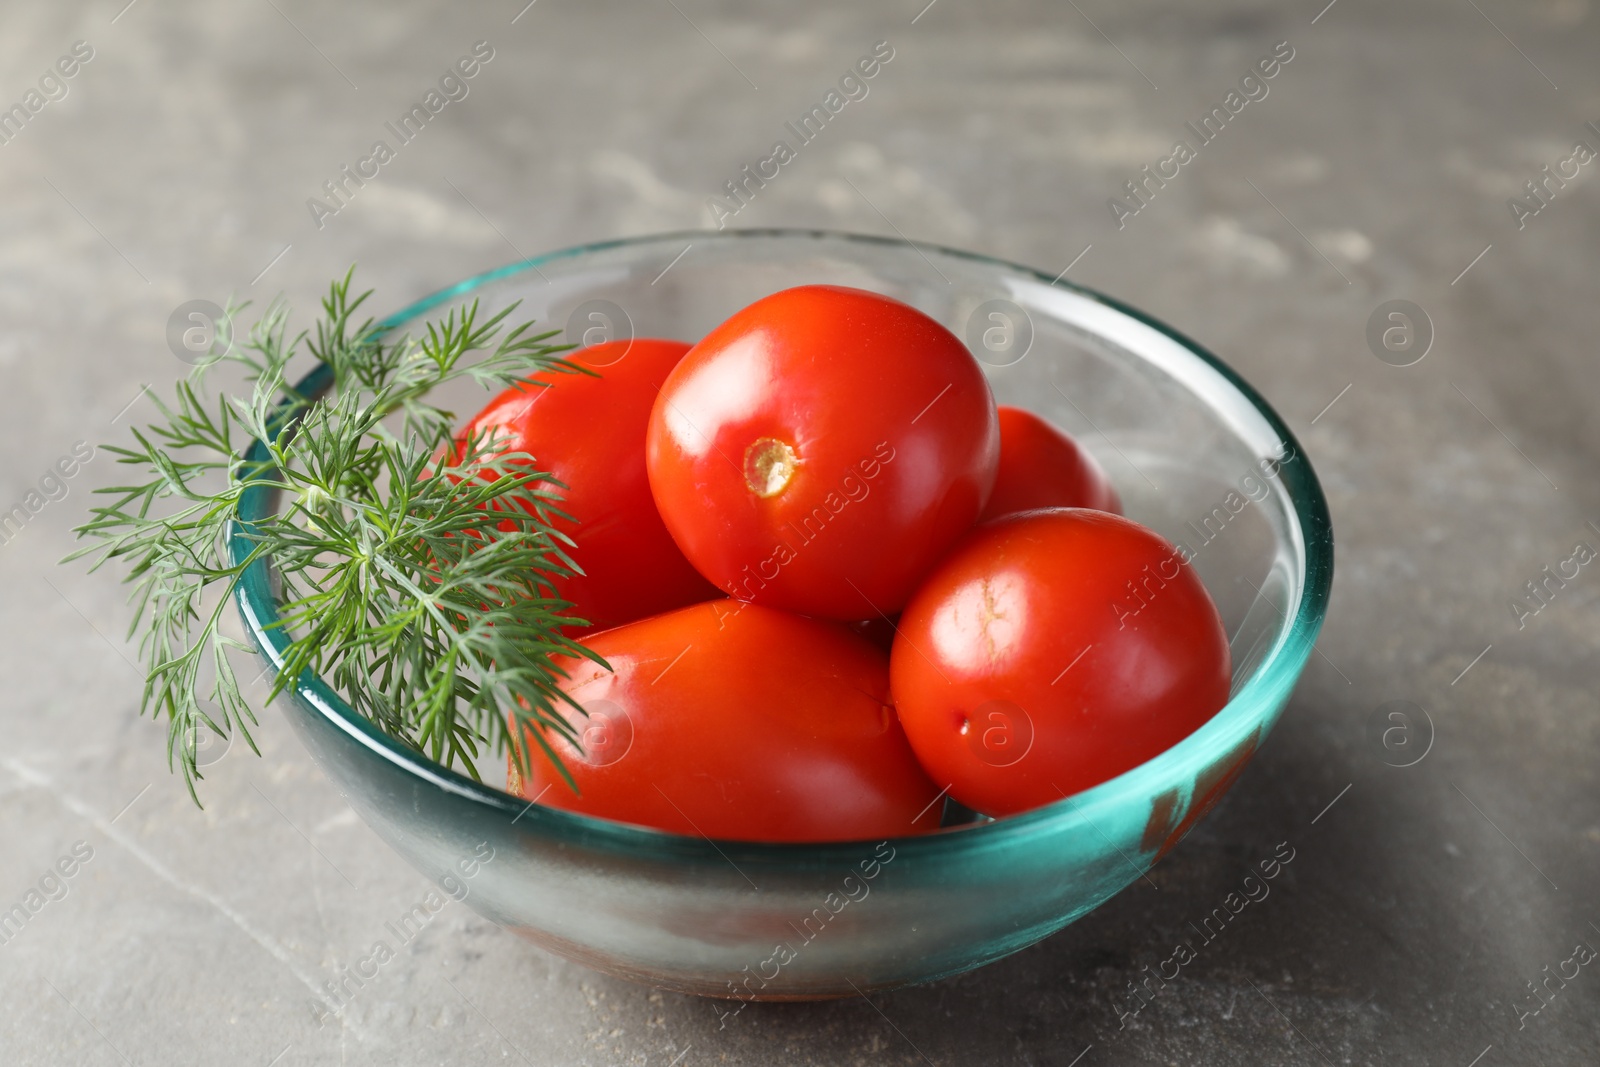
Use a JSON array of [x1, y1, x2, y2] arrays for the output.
[[230, 226, 1334, 864]]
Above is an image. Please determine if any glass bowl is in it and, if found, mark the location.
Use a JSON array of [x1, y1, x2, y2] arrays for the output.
[[230, 229, 1332, 1000]]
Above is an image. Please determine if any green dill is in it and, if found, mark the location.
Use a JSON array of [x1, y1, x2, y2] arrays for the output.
[[67, 269, 604, 803]]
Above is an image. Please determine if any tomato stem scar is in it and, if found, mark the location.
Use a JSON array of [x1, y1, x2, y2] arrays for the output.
[[744, 437, 799, 497]]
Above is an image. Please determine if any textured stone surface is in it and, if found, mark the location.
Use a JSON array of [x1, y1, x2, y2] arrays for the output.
[[2, 0, 1598, 1063]]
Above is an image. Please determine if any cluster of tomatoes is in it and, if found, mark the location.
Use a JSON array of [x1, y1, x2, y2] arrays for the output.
[[458, 285, 1231, 842]]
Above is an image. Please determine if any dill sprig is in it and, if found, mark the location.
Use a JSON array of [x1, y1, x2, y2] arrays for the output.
[[68, 269, 604, 803]]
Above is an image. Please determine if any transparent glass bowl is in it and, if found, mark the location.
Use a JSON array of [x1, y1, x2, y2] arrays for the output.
[[231, 229, 1332, 999]]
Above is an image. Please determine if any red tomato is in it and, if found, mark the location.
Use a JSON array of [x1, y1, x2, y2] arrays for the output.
[[889, 508, 1231, 816], [979, 406, 1121, 521], [455, 339, 719, 632], [646, 285, 1000, 621], [511, 600, 944, 842]]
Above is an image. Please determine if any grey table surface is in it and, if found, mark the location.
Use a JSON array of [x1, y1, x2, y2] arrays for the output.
[[3, 0, 1598, 1064]]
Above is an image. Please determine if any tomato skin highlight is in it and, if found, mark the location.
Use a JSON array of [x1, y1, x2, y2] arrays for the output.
[[979, 406, 1121, 521], [646, 285, 1001, 621], [515, 600, 945, 842], [890, 508, 1231, 816], [456, 338, 719, 633]]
